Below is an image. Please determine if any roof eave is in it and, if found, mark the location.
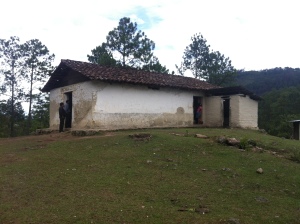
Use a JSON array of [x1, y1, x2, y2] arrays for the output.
[[205, 86, 262, 101]]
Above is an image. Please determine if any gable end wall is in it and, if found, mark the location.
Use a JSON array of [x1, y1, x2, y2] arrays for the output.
[[238, 95, 258, 129]]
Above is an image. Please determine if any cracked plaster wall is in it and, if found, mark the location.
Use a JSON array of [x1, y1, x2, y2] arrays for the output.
[[49, 80, 204, 130], [49, 81, 259, 130], [92, 82, 198, 129]]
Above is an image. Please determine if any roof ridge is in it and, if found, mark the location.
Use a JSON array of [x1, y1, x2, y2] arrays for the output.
[[42, 59, 220, 92], [60, 59, 211, 82]]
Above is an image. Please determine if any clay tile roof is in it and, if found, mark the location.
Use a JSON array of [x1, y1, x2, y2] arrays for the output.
[[42, 59, 220, 92], [206, 86, 262, 101]]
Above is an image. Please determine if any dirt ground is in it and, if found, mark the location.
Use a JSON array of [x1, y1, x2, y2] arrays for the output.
[[0, 130, 115, 145]]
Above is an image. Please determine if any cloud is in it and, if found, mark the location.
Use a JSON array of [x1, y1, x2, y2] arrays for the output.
[[1, 0, 300, 74]]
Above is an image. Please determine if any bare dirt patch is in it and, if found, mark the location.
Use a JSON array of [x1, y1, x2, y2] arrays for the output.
[[0, 131, 116, 148], [0, 153, 26, 165]]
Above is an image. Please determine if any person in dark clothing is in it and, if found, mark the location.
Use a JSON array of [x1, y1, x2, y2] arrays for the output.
[[196, 104, 203, 124], [59, 102, 66, 132], [64, 100, 71, 128]]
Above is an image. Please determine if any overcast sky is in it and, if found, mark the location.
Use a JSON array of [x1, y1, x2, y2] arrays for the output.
[[1, 0, 300, 74]]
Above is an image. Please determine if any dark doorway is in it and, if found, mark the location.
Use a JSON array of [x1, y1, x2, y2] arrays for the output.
[[193, 96, 202, 124], [64, 92, 72, 128], [293, 122, 300, 140], [223, 98, 230, 128]]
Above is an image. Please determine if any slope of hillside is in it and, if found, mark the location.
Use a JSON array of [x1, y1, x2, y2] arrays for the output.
[[1, 128, 300, 223], [237, 67, 300, 96]]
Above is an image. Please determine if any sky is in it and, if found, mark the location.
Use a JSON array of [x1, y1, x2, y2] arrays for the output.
[[1, 0, 300, 74]]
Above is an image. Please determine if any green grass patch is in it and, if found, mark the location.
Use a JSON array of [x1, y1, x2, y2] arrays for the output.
[[0, 128, 300, 223]]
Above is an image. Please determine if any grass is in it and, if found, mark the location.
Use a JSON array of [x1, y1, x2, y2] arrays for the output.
[[0, 128, 300, 223]]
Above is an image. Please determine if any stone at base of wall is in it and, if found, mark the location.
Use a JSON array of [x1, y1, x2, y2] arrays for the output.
[[35, 128, 56, 135], [71, 130, 105, 136]]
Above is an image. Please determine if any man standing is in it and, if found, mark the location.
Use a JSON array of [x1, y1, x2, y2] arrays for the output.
[[59, 102, 66, 132], [64, 100, 71, 128]]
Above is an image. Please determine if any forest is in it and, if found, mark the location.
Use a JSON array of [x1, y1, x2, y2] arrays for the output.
[[1, 17, 300, 138], [237, 68, 300, 138]]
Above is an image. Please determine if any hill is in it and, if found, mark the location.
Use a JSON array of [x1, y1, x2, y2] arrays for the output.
[[236, 67, 300, 96], [0, 128, 300, 223], [236, 67, 300, 137]]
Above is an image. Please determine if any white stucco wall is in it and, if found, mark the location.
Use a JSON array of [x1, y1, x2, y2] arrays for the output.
[[227, 95, 258, 129], [204, 96, 223, 127], [201, 95, 258, 129], [49, 87, 67, 129], [49, 81, 101, 129], [92, 82, 199, 129], [230, 95, 240, 127], [49, 81, 205, 130], [48, 81, 259, 130], [237, 95, 258, 129]]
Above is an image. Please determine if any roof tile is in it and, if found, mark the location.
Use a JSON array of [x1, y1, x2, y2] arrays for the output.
[[42, 59, 220, 92]]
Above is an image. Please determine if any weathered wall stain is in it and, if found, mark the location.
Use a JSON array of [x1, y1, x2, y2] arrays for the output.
[[176, 107, 185, 114], [49, 99, 57, 126], [48, 79, 258, 130], [90, 113, 193, 129], [71, 83, 94, 127], [151, 113, 192, 127], [49, 81, 200, 129], [74, 101, 92, 123]]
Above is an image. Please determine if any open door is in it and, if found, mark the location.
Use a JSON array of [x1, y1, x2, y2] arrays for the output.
[[223, 97, 230, 128], [64, 92, 72, 128], [293, 122, 300, 140], [193, 96, 202, 124]]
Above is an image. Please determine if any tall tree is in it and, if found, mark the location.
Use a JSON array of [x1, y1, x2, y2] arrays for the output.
[[175, 62, 185, 76], [0, 36, 25, 137], [89, 17, 170, 73], [0, 100, 9, 137], [0, 99, 26, 137], [106, 17, 155, 68], [259, 86, 300, 138], [207, 50, 237, 86], [142, 56, 170, 74], [182, 33, 210, 79], [31, 93, 50, 131], [22, 39, 54, 134], [181, 33, 237, 86], [87, 43, 116, 66]]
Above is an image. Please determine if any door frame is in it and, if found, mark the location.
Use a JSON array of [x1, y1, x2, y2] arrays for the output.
[[222, 96, 230, 128], [64, 92, 73, 128], [193, 96, 202, 124]]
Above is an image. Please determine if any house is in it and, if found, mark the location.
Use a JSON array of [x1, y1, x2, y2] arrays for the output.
[[288, 120, 300, 140], [42, 59, 261, 130]]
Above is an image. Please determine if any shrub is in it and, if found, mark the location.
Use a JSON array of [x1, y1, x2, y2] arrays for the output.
[[239, 137, 248, 150], [290, 148, 300, 163]]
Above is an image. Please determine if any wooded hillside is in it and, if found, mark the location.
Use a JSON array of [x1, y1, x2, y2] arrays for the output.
[[237, 67, 300, 96], [237, 67, 300, 138]]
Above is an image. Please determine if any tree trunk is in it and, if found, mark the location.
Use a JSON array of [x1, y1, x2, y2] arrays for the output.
[[122, 54, 125, 67], [10, 61, 15, 137], [27, 66, 34, 134]]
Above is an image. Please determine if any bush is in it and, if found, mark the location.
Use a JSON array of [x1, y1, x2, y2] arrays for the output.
[[291, 148, 300, 163], [239, 138, 248, 150]]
